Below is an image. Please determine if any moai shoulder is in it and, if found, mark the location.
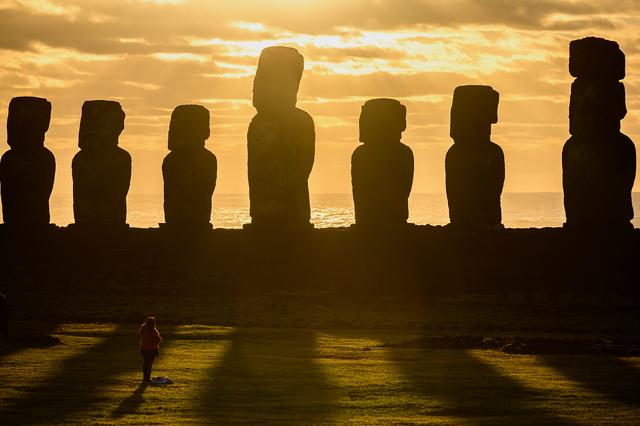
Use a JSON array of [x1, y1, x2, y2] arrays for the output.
[[248, 107, 314, 153]]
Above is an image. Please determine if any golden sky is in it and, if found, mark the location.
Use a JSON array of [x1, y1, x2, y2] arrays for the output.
[[0, 0, 639, 196]]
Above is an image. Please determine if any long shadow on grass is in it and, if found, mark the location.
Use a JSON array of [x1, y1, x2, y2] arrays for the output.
[[198, 328, 335, 423], [0, 325, 175, 425], [540, 355, 640, 407], [0, 322, 61, 360], [390, 347, 570, 425], [111, 382, 148, 419]]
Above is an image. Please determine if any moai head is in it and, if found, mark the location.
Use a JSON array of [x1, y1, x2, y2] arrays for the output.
[[569, 37, 625, 80], [568, 37, 626, 136], [168, 105, 210, 151], [450, 85, 498, 143], [252, 46, 304, 115], [78, 100, 125, 150], [359, 98, 406, 145], [7, 96, 51, 151]]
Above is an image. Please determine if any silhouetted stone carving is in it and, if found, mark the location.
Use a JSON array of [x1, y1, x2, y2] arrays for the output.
[[446, 85, 504, 229], [563, 37, 636, 229], [72, 100, 131, 226], [351, 98, 413, 226], [247, 46, 315, 227], [0, 97, 55, 226], [162, 105, 217, 227]]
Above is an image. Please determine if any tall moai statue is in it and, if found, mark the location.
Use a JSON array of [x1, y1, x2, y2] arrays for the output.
[[247, 46, 315, 228], [72, 100, 131, 227], [563, 37, 636, 229], [0, 97, 55, 226], [351, 98, 414, 226], [162, 105, 217, 227], [446, 85, 505, 229]]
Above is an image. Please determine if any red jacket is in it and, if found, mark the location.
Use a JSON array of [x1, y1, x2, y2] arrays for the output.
[[139, 327, 162, 351]]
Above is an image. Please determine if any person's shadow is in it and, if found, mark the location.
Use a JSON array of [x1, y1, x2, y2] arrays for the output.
[[111, 382, 148, 419]]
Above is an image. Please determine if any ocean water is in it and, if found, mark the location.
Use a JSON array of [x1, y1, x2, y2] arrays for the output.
[[43, 192, 640, 229]]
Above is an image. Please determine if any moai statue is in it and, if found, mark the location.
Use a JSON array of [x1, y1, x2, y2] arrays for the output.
[[446, 85, 505, 230], [351, 98, 414, 226], [563, 37, 636, 229], [72, 100, 131, 226], [247, 46, 315, 227], [162, 105, 217, 227], [0, 96, 55, 226]]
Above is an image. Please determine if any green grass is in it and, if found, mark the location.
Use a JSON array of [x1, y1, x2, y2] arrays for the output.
[[1, 324, 640, 424]]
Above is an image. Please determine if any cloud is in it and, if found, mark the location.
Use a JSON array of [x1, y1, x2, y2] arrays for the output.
[[0, 0, 638, 196], [1, 0, 638, 55]]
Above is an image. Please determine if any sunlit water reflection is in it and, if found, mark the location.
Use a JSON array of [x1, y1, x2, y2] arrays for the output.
[[31, 192, 640, 229]]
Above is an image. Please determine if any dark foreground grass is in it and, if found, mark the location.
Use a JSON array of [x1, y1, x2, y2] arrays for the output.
[[1, 324, 640, 424]]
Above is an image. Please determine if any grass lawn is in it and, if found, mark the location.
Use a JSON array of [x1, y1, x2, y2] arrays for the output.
[[1, 324, 640, 424]]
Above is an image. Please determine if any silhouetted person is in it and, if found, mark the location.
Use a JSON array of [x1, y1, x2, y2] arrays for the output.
[[247, 46, 315, 227], [139, 317, 162, 382], [72, 100, 131, 226], [563, 37, 636, 229], [0, 97, 55, 226], [446, 85, 504, 230], [351, 98, 413, 226], [0, 293, 8, 344], [162, 105, 217, 227]]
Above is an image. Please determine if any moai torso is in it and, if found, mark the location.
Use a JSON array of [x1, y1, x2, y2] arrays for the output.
[[162, 105, 217, 226], [446, 141, 504, 227], [72, 100, 131, 226], [446, 86, 504, 229], [563, 134, 635, 227], [351, 98, 413, 225], [563, 37, 636, 229], [248, 108, 314, 225], [0, 97, 55, 226], [247, 46, 315, 226]]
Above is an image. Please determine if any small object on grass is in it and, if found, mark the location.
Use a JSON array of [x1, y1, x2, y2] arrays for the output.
[[150, 376, 174, 385]]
